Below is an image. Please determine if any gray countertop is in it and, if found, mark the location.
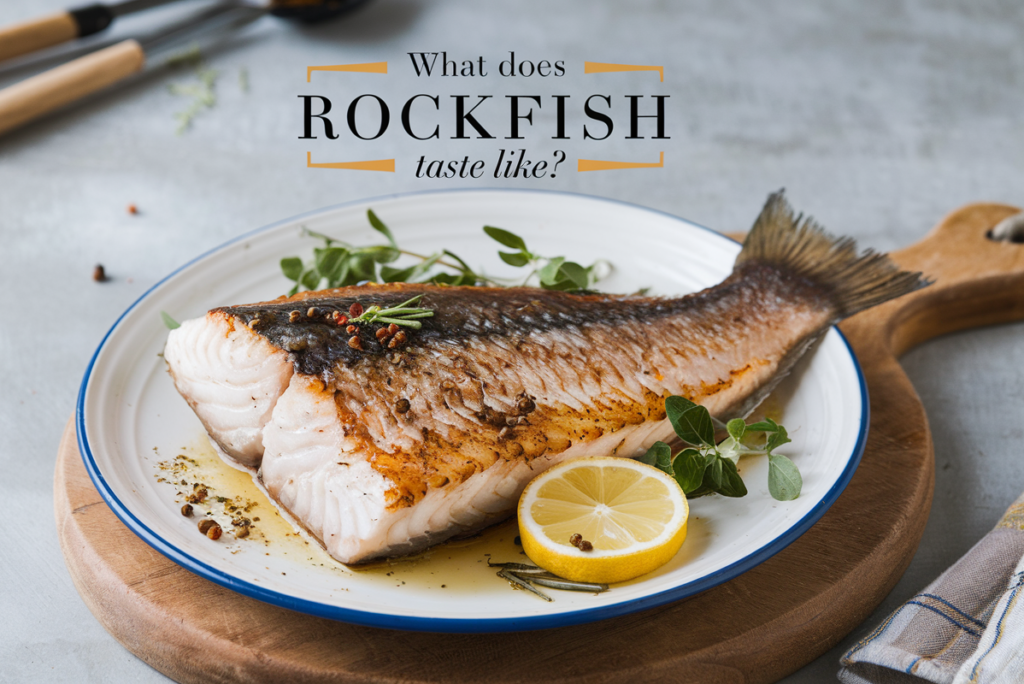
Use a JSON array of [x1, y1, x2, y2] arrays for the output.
[[2, 1, 1022, 682]]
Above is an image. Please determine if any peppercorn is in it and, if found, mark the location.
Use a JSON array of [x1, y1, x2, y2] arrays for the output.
[[235, 526, 250, 539], [92, 264, 107, 282], [517, 397, 536, 414], [349, 302, 364, 317], [579, 540, 593, 552], [346, 325, 357, 334], [206, 522, 223, 540], [332, 312, 348, 325], [569, 533, 583, 548], [181, 503, 194, 517], [348, 335, 363, 350], [388, 330, 408, 349], [376, 327, 390, 341], [289, 310, 301, 323], [395, 398, 411, 414], [187, 487, 208, 504], [307, 307, 319, 318], [127, 203, 138, 215], [198, 519, 216, 534]]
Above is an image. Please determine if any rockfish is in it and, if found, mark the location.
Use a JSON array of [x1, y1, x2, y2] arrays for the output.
[[164, 193, 924, 564]]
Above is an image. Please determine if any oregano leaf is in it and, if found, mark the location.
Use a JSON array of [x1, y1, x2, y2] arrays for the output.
[[673, 448, 708, 493], [665, 396, 715, 446], [726, 418, 746, 443], [483, 225, 527, 251], [367, 209, 397, 248], [499, 251, 530, 267], [765, 424, 791, 455], [768, 453, 802, 501], [160, 311, 180, 330], [280, 257, 303, 282], [640, 441, 674, 476]]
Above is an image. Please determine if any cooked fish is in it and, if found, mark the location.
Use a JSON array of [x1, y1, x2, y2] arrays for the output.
[[163, 192, 925, 564]]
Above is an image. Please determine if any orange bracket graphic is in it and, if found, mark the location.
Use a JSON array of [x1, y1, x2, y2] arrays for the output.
[[578, 152, 664, 173], [584, 61, 664, 82], [306, 152, 395, 172], [306, 62, 388, 82]]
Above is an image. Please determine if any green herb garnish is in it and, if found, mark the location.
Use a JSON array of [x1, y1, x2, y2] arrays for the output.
[[161, 311, 181, 330], [348, 294, 434, 330], [167, 45, 217, 134], [639, 396, 800, 502], [280, 210, 610, 296], [483, 225, 606, 291]]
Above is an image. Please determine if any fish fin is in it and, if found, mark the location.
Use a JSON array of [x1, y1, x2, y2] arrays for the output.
[[735, 190, 929, 318]]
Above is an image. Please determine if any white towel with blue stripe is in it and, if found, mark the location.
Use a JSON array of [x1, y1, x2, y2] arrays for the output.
[[839, 493, 1024, 684]]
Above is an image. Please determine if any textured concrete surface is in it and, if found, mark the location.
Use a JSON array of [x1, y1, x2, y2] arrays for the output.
[[1, 1, 1022, 682]]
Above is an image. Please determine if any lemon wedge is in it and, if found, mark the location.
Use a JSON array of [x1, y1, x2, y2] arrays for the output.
[[517, 457, 689, 584]]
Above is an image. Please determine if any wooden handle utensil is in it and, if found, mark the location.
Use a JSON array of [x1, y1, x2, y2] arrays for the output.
[[0, 12, 81, 63], [0, 39, 144, 137]]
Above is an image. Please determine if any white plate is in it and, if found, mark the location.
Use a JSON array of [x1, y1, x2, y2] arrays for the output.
[[77, 189, 867, 633]]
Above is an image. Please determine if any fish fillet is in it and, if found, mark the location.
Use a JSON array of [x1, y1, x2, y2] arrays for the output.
[[164, 192, 925, 564]]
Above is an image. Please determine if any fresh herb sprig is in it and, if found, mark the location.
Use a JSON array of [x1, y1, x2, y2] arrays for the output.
[[348, 294, 434, 330], [639, 396, 802, 502], [483, 225, 606, 291], [280, 210, 609, 295]]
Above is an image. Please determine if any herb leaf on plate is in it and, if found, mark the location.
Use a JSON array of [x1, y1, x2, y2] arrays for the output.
[[640, 395, 801, 502], [280, 210, 611, 295]]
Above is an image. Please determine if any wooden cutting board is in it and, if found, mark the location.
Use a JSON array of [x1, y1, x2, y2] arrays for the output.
[[54, 203, 1024, 684]]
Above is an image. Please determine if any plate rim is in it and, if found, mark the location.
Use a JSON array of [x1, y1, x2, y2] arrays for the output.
[[76, 187, 869, 633]]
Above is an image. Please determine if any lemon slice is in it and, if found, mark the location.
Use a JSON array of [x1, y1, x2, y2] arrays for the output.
[[517, 457, 689, 584]]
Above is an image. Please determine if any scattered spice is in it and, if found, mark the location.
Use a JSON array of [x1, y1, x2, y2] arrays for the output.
[[307, 307, 319, 317], [235, 526, 250, 539], [579, 540, 593, 552], [289, 310, 301, 323], [181, 503, 194, 517], [387, 323, 399, 335], [388, 330, 408, 349], [198, 519, 216, 534], [395, 398, 411, 414], [569, 533, 582, 547], [348, 335, 363, 350], [375, 327, 390, 341], [92, 264, 107, 282], [206, 522, 223, 540], [346, 324, 357, 334], [349, 302, 364, 317], [127, 203, 138, 215], [187, 486, 208, 504], [332, 312, 348, 326], [518, 397, 536, 414]]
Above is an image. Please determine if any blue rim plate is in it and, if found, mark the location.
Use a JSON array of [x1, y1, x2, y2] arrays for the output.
[[77, 189, 867, 633]]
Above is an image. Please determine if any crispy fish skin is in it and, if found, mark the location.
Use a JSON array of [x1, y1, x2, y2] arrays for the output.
[[165, 192, 926, 563]]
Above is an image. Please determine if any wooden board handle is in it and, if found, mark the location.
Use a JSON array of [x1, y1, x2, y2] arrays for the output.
[[0, 39, 145, 137], [0, 12, 79, 63], [845, 203, 1024, 358]]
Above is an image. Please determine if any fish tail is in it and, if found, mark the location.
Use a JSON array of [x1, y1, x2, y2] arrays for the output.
[[735, 190, 928, 318]]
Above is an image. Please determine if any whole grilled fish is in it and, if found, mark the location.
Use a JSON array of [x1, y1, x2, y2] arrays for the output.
[[164, 193, 925, 564]]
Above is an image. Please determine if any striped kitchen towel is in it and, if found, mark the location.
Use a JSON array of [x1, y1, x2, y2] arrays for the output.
[[839, 492, 1024, 684]]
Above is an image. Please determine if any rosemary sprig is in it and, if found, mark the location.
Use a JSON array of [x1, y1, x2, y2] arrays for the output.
[[349, 295, 434, 330], [488, 560, 609, 599]]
